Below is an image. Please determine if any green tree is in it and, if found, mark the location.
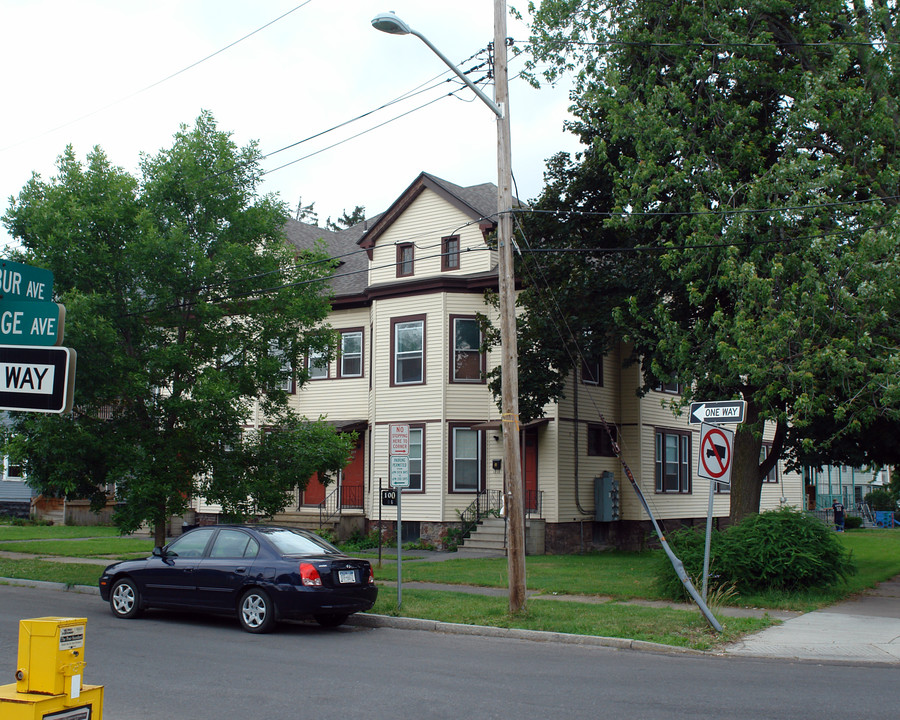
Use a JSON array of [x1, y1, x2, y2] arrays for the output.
[[509, 0, 900, 522], [325, 205, 366, 232], [3, 111, 354, 544]]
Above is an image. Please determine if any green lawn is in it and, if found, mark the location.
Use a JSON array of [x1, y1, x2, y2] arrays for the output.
[[0, 524, 125, 541], [2, 523, 898, 649]]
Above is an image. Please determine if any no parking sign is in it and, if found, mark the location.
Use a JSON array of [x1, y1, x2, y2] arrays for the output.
[[698, 422, 734, 485]]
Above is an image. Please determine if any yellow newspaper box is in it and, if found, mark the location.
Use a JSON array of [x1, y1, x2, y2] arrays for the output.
[[0, 617, 103, 720]]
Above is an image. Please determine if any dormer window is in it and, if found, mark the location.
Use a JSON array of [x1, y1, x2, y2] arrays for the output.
[[397, 243, 414, 277]]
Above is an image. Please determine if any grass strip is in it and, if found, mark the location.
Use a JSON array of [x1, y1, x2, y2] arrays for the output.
[[0, 538, 154, 557], [0, 558, 104, 587], [0, 525, 125, 541], [370, 589, 774, 650]]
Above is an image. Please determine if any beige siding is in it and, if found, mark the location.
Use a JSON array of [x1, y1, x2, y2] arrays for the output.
[[292, 307, 370, 421], [368, 189, 493, 286]]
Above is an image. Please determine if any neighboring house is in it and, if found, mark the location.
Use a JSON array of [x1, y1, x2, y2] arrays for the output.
[[805, 465, 892, 511], [0, 413, 33, 518], [196, 171, 803, 552]]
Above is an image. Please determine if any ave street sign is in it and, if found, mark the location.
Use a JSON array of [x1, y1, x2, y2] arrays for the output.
[[689, 400, 746, 425], [0, 345, 76, 413], [390, 455, 410, 488], [697, 422, 734, 485], [0, 301, 66, 346], [0, 259, 53, 302]]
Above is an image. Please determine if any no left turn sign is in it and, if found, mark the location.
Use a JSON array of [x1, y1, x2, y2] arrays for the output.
[[698, 423, 734, 485]]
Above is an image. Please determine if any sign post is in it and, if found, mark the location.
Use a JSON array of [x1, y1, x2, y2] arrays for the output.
[[696, 417, 738, 601], [389, 425, 410, 608]]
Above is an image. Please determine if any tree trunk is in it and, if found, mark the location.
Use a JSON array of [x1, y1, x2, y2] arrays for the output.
[[729, 403, 765, 524]]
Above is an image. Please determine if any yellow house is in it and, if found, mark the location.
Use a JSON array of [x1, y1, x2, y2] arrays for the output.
[[236, 172, 803, 552]]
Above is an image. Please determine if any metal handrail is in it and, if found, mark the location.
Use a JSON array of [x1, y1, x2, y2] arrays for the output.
[[458, 490, 503, 538], [525, 490, 544, 519], [319, 486, 342, 526]]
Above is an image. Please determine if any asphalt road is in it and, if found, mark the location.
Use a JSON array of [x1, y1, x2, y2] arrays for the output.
[[0, 584, 895, 719]]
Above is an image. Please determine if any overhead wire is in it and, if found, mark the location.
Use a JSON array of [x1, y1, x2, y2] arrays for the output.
[[0, 1, 317, 155]]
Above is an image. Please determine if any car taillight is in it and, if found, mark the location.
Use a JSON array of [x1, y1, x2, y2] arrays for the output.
[[367, 567, 375, 585], [299, 563, 322, 587]]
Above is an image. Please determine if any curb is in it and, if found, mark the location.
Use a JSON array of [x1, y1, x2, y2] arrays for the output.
[[0, 577, 100, 595], [347, 612, 705, 656], [1, 577, 701, 656]]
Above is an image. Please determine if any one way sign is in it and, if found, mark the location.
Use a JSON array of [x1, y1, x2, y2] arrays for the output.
[[689, 400, 746, 425], [0, 345, 76, 413]]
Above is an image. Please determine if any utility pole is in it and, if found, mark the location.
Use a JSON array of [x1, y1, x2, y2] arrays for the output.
[[371, 2, 526, 613], [494, 0, 527, 614]]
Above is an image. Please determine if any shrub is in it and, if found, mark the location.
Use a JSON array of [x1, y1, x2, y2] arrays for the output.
[[716, 508, 856, 593], [843, 516, 863, 530], [865, 488, 896, 511], [655, 508, 856, 600]]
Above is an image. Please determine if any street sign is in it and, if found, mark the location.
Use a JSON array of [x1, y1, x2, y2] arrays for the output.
[[381, 489, 398, 506], [0, 259, 53, 302], [0, 345, 76, 413], [389, 424, 410, 456], [0, 301, 66, 346], [697, 422, 734, 485], [689, 400, 746, 425], [390, 455, 410, 488]]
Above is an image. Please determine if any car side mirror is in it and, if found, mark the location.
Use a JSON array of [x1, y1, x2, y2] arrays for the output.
[[152, 546, 165, 558]]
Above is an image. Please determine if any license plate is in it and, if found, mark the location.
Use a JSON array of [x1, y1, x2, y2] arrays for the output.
[[338, 569, 356, 584]]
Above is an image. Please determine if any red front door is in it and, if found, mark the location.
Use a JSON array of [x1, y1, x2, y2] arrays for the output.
[[341, 436, 365, 507]]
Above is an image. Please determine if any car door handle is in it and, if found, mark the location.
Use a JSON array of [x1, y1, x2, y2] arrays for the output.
[[235, 567, 247, 574]]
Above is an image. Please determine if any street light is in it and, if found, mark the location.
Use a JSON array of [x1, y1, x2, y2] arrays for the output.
[[372, 6, 527, 613]]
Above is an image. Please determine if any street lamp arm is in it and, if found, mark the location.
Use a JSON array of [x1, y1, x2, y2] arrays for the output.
[[371, 13, 503, 118], [407, 29, 504, 118]]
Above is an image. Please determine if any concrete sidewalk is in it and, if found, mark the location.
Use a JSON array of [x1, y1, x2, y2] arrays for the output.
[[722, 576, 900, 665]]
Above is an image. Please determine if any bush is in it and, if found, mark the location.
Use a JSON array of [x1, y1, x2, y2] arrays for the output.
[[716, 508, 856, 593], [844, 516, 863, 530], [865, 488, 896, 511], [655, 508, 856, 600]]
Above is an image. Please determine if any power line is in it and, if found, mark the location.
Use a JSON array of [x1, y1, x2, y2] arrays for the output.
[[0, 2, 316, 155]]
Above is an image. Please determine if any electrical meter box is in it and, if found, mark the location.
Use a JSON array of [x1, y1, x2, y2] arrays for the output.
[[0, 617, 104, 720], [594, 471, 621, 522]]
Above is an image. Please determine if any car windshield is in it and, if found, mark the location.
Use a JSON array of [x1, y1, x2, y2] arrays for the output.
[[259, 528, 342, 556]]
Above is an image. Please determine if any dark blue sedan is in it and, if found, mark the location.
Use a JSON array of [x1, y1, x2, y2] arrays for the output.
[[99, 525, 377, 633]]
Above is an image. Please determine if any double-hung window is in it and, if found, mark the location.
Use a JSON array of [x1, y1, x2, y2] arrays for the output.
[[442, 235, 460, 271], [450, 425, 482, 492], [760, 442, 779, 483], [307, 348, 328, 380], [451, 316, 483, 383], [655, 429, 691, 493], [406, 427, 423, 491], [587, 424, 617, 457], [392, 316, 425, 385], [581, 357, 603, 386], [397, 243, 414, 277], [340, 329, 363, 378]]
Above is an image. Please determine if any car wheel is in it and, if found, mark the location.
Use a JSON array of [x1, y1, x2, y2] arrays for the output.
[[110, 578, 142, 619], [314, 613, 349, 628], [238, 589, 275, 633]]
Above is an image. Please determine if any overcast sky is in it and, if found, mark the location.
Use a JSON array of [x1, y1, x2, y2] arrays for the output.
[[1, 0, 580, 249]]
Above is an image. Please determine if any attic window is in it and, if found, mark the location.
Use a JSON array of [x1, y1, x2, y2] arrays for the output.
[[442, 235, 460, 271], [397, 243, 414, 277]]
